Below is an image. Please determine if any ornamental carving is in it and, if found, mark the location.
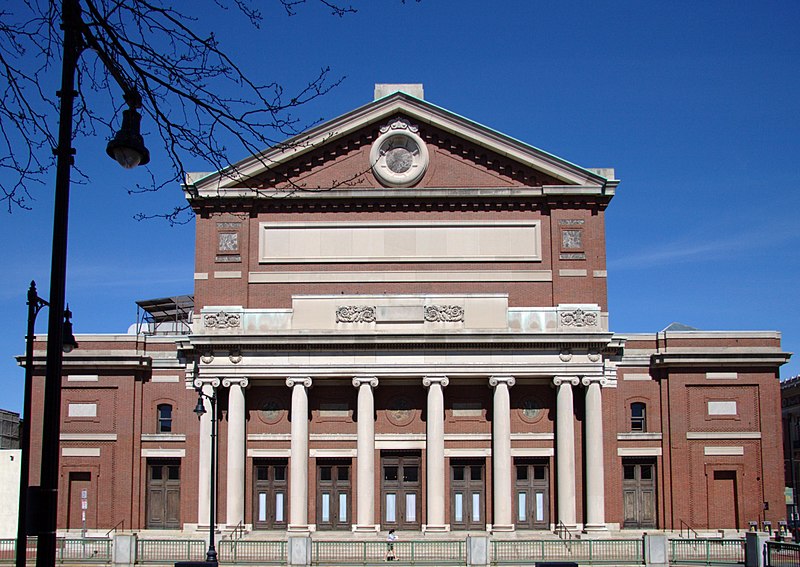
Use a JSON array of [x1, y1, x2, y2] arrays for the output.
[[520, 396, 545, 423], [379, 118, 419, 134], [228, 348, 242, 364], [336, 306, 376, 323], [560, 309, 598, 328], [424, 305, 464, 323], [204, 311, 241, 329], [386, 396, 414, 427]]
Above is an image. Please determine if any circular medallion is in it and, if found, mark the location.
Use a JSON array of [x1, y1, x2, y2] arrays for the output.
[[520, 396, 545, 424], [370, 123, 429, 187], [386, 396, 415, 427], [257, 398, 285, 425]]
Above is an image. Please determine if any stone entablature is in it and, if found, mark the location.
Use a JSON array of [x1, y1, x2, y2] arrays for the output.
[[195, 297, 606, 334]]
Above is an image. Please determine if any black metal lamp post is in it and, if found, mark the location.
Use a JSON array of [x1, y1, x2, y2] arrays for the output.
[[37, 2, 149, 567], [17, 282, 77, 567], [193, 386, 218, 566]]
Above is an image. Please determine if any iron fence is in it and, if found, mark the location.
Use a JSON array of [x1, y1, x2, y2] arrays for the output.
[[135, 539, 205, 563], [492, 538, 643, 565], [218, 539, 285, 564], [766, 541, 800, 567], [313, 540, 466, 565], [670, 538, 745, 565]]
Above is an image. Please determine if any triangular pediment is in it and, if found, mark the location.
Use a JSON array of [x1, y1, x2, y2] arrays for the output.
[[187, 92, 616, 198]]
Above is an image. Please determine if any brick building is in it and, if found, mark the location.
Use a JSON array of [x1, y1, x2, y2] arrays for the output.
[[25, 85, 790, 535]]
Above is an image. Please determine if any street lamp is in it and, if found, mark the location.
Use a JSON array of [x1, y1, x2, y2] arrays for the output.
[[37, 2, 150, 567], [193, 385, 218, 566], [17, 282, 77, 567]]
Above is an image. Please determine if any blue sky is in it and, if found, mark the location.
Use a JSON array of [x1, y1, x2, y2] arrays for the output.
[[1, 0, 798, 414]]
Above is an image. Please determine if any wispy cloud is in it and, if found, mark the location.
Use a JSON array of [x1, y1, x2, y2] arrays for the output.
[[609, 223, 798, 271]]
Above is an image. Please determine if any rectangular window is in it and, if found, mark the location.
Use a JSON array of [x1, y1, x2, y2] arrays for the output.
[[321, 493, 330, 522], [454, 493, 464, 522], [405, 494, 416, 522], [339, 494, 347, 522], [536, 492, 545, 522], [518, 492, 527, 522], [385, 494, 396, 523], [472, 493, 480, 522], [275, 493, 284, 523], [258, 493, 267, 522]]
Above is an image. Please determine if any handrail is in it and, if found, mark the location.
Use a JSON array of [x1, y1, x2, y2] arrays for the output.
[[680, 518, 700, 539], [227, 520, 245, 541], [105, 519, 124, 538], [555, 520, 574, 552]]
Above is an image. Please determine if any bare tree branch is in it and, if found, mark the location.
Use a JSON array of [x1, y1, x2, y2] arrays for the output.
[[0, 0, 403, 223]]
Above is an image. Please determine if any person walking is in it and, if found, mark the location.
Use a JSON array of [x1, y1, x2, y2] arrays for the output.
[[385, 529, 397, 561]]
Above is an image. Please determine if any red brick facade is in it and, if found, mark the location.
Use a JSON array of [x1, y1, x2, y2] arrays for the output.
[[28, 88, 789, 534]]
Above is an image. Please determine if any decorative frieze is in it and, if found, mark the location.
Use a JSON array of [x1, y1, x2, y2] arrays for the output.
[[424, 305, 464, 322], [560, 308, 598, 328], [204, 311, 241, 329], [336, 306, 377, 323]]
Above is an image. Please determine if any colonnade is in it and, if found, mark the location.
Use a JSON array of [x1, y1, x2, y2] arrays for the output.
[[194, 374, 607, 532]]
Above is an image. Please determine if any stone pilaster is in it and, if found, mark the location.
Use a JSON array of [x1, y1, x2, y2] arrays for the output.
[[352, 376, 379, 532], [286, 377, 312, 532], [423, 375, 449, 532]]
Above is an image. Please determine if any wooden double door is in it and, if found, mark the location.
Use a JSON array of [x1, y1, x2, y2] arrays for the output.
[[146, 460, 181, 529], [622, 459, 657, 528], [515, 458, 550, 529], [381, 452, 422, 530]]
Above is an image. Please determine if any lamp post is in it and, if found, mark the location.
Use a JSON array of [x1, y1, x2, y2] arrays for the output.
[[37, 2, 149, 567], [17, 283, 77, 567], [193, 385, 218, 566]]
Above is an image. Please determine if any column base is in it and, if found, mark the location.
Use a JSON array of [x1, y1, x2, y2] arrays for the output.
[[490, 524, 515, 533], [352, 524, 380, 533], [582, 523, 610, 534], [287, 524, 312, 534], [422, 524, 450, 533]]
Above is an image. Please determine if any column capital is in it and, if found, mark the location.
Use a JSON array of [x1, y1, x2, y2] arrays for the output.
[[352, 376, 379, 388], [222, 377, 249, 389], [194, 377, 220, 389], [553, 376, 580, 387], [423, 375, 449, 388], [286, 376, 312, 388], [581, 376, 608, 387], [489, 375, 516, 388]]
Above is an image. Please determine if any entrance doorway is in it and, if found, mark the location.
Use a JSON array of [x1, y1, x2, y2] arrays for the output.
[[514, 458, 550, 529], [708, 470, 740, 529], [67, 472, 92, 531], [381, 452, 421, 530], [146, 460, 181, 529], [450, 459, 485, 530], [316, 459, 351, 530], [622, 459, 656, 528], [253, 460, 288, 529]]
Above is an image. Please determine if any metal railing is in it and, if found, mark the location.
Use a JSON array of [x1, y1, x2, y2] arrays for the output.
[[670, 538, 745, 565], [0, 538, 110, 564], [766, 541, 800, 567], [312, 540, 466, 565], [218, 540, 285, 564], [135, 539, 205, 563], [492, 539, 644, 565]]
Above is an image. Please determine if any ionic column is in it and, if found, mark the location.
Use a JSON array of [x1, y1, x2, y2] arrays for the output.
[[195, 377, 220, 528], [352, 376, 379, 532], [582, 376, 608, 532], [223, 377, 248, 529], [553, 376, 579, 529], [490, 376, 516, 532], [423, 375, 449, 532], [286, 377, 312, 532]]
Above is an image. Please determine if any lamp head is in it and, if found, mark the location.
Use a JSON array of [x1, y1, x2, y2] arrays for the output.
[[62, 306, 78, 353], [193, 391, 207, 419], [106, 106, 150, 169]]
